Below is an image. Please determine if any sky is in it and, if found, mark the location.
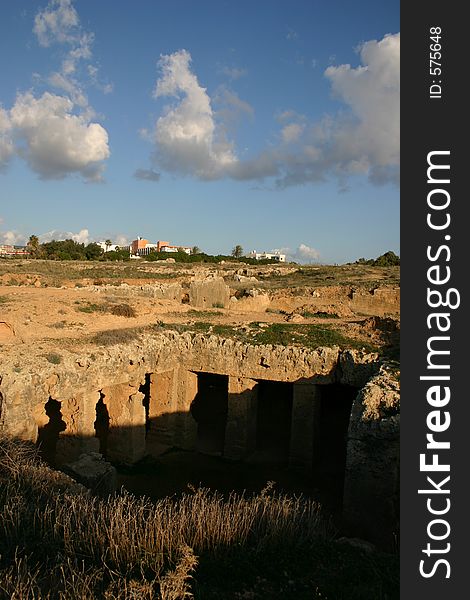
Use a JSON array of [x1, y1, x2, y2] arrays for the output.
[[0, 0, 399, 264]]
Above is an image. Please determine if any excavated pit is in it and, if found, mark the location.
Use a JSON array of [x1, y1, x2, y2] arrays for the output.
[[0, 331, 399, 547]]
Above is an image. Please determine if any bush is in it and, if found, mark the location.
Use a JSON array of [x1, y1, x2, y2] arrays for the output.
[[355, 251, 400, 267], [110, 304, 137, 318], [45, 353, 62, 364]]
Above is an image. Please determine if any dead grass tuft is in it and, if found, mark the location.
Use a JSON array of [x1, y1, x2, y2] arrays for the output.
[[110, 304, 137, 318], [0, 436, 334, 598], [91, 328, 141, 346]]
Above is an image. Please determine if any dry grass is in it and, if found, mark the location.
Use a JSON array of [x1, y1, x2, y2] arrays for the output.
[[90, 327, 141, 346], [0, 436, 333, 599], [110, 304, 137, 318]]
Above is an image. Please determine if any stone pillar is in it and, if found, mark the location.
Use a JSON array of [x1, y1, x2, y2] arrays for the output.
[[80, 391, 101, 453], [102, 383, 146, 465], [146, 368, 198, 455], [224, 377, 258, 460], [146, 370, 177, 455], [55, 396, 81, 464], [174, 368, 198, 450], [289, 383, 321, 470], [55, 392, 100, 465]]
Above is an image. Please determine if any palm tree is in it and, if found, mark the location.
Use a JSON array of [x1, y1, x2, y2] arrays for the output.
[[105, 239, 112, 252], [27, 235, 40, 258], [231, 244, 244, 259], [191, 246, 201, 255]]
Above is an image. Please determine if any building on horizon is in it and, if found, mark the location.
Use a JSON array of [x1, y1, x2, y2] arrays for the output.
[[246, 250, 286, 262], [0, 245, 30, 257], [97, 241, 123, 253], [130, 237, 192, 257]]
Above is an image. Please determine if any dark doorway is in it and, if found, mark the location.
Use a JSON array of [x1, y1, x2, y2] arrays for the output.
[[314, 384, 357, 494], [256, 381, 293, 465], [94, 393, 110, 457], [191, 373, 228, 455], [37, 397, 67, 465]]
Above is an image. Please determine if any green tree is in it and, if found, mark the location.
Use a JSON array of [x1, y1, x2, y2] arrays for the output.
[[27, 235, 40, 258], [85, 243, 103, 261], [191, 246, 201, 255], [231, 245, 244, 259], [105, 239, 112, 252]]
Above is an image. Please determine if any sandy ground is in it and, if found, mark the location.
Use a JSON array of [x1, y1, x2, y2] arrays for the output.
[[0, 262, 399, 352]]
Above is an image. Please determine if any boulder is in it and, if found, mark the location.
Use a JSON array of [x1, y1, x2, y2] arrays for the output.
[[64, 452, 117, 496], [189, 277, 230, 308]]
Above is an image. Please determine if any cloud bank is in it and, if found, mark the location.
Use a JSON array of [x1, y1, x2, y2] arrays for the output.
[[0, 0, 110, 181], [147, 33, 399, 187], [39, 228, 90, 244]]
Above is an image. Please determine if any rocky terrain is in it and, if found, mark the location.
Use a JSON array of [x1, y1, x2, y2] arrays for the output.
[[0, 259, 400, 549]]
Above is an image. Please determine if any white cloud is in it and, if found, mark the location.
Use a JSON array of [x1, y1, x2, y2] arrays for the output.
[[274, 244, 320, 263], [151, 49, 237, 179], [232, 33, 400, 187], [220, 66, 247, 80], [39, 228, 90, 244], [0, 230, 26, 246], [281, 123, 304, 144], [33, 1, 111, 138], [113, 234, 130, 247], [9, 91, 109, 181], [323, 32, 400, 184], [33, 0, 79, 47], [295, 244, 320, 262], [0, 230, 26, 245], [145, 34, 399, 189], [134, 168, 161, 182], [0, 108, 14, 171], [214, 86, 254, 132], [215, 87, 253, 119], [276, 110, 305, 123], [0, 1, 111, 181]]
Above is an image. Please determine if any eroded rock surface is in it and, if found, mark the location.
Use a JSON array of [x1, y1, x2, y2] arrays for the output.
[[343, 368, 400, 549], [63, 452, 117, 495], [189, 277, 230, 308]]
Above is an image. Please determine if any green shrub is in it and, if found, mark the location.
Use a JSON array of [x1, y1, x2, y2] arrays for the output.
[[45, 353, 62, 364]]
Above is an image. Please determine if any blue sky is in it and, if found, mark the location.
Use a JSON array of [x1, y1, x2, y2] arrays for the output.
[[0, 0, 399, 263]]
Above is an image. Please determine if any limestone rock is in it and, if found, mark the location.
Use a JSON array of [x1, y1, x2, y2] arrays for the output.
[[189, 277, 230, 309], [233, 274, 259, 283], [285, 313, 304, 323], [64, 452, 117, 496], [0, 322, 16, 344], [342, 368, 400, 549]]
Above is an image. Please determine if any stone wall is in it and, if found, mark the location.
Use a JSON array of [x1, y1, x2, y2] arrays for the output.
[[342, 368, 400, 549], [189, 278, 230, 308], [0, 330, 398, 544]]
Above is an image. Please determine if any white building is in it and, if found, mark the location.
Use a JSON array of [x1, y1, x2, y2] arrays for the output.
[[160, 245, 191, 255], [246, 250, 286, 263], [98, 241, 121, 253]]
